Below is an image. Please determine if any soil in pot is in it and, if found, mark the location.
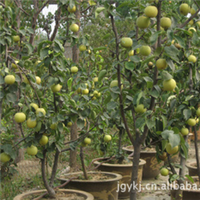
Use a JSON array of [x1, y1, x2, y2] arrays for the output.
[[170, 176, 200, 200], [93, 157, 146, 199], [123, 146, 163, 179], [58, 171, 122, 200], [14, 189, 94, 200]]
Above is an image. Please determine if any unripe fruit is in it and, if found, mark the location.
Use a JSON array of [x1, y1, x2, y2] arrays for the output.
[[69, 24, 79, 33], [175, 43, 181, 49], [27, 118, 37, 128], [4, 75, 15, 85], [188, 55, 197, 63], [190, 8, 196, 15], [50, 123, 57, 130], [196, 21, 200, 28], [110, 80, 118, 88], [0, 153, 11, 163], [67, 122, 73, 127], [120, 37, 133, 48], [163, 79, 176, 91], [14, 112, 26, 123], [179, 3, 190, 16], [144, 6, 158, 18], [148, 62, 154, 67], [68, 5, 76, 13], [36, 108, 46, 116], [187, 118, 196, 126], [181, 127, 189, 136], [196, 108, 200, 117], [30, 103, 38, 111], [71, 66, 78, 73], [104, 134, 112, 142], [160, 17, 171, 30], [139, 45, 151, 56], [166, 143, 179, 154], [188, 27, 196, 36], [35, 76, 41, 84], [136, 16, 150, 29], [82, 89, 89, 94], [135, 104, 146, 113], [79, 45, 86, 51], [160, 168, 169, 176], [39, 135, 48, 146], [13, 35, 20, 43], [26, 145, 38, 156], [51, 84, 62, 93], [156, 59, 167, 70], [84, 137, 91, 145], [93, 77, 98, 82], [159, 152, 167, 161], [128, 50, 134, 56]]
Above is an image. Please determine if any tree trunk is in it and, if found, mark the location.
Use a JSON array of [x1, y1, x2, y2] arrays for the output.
[[70, 0, 80, 169], [130, 143, 141, 200], [70, 121, 78, 169]]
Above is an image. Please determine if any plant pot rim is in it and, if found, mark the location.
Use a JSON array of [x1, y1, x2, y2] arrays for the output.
[[167, 176, 200, 192], [122, 145, 156, 153], [185, 161, 197, 169], [13, 189, 94, 200], [58, 171, 122, 183], [93, 157, 146, 167]]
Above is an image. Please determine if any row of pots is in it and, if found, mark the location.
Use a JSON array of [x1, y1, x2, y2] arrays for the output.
[[13, 145, 161, 200], [13, 145, 199, 200]]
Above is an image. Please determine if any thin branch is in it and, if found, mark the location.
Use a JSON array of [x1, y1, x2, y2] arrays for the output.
[[13, 132, 33, 147], [81, 5, 92, 13], [36, 0, 50, 15], [110, 14, 134, 145], [14, 0, 30, 16], [0, 2, 6, 8], [92, 156, 115, 170], [50, 6, 61, 41], [167, 154, 177, 175]]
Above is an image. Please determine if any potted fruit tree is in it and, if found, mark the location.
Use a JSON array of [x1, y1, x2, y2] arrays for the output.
[[0, 0, 104, 199], [89, 0, 200, 199]]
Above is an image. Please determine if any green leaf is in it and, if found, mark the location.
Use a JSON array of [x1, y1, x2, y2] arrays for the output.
[[0, 75, 4, 84], [161, 71, 173, 81], [146, 118, 155, 129], [54, 40, 64, 52], [185, 175, 194, 183], [183, 109, 191, 121], [107, 101, 118, 111], [77, 119, 85, 129], [95, 7, 105, 18], [35, 121, 42, 132], [98, 69, 107, 82], [150, 31, 159, 45], [125, 61, 134, 70], [88, 0, 96, 5], [161, 130, 180, 148], [67, 78, 73, 89], [166, 59, 175, 72], [130, 55, 140, 63], [161, 115, 167, 129], [6, 93, 17, 103], [164, 45, 179, 61]]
